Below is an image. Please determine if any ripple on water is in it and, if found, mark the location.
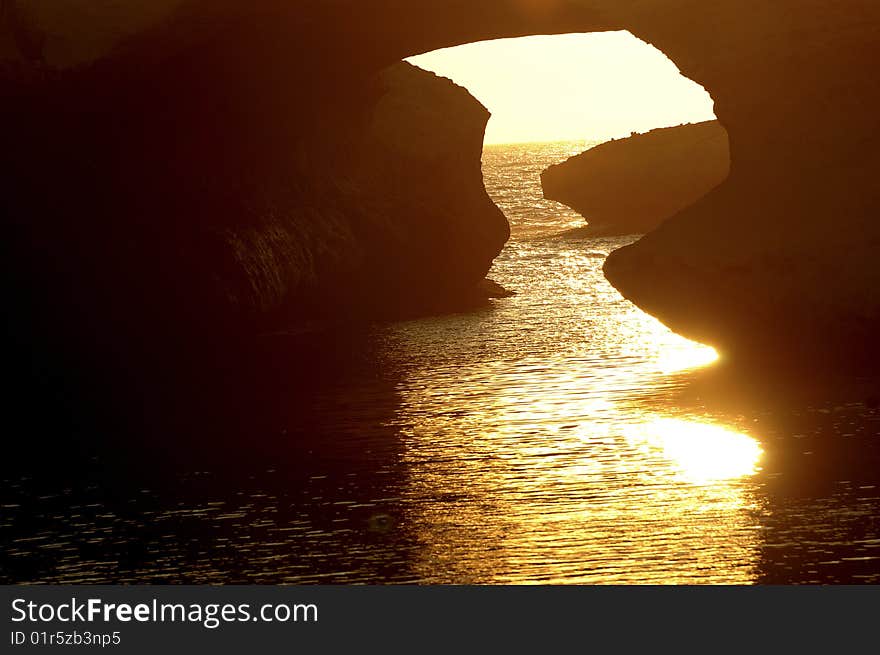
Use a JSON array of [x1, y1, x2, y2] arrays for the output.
[[2, 142, 879, 584]]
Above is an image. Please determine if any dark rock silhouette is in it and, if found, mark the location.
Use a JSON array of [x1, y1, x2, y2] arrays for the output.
[[2, 59, 507, 375], [1, 1, 46, 63], [3, 0, 880, 385], [2, 50, 507, 438], [476, 278, 516, 299], [541, 121, 729, 236]]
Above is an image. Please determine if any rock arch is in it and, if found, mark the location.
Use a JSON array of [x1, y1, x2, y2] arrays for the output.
[[4, 1, 880, 369]]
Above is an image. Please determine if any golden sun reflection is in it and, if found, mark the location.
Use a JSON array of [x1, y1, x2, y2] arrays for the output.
[[627, 418, 763, 483], [390, 231, 763, 583], [636, 310, 720, 374], [655, 343, 719, 374]]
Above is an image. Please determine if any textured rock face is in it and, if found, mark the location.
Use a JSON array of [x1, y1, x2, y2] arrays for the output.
[[601, 4, 880, 370], [541, 121, 729, 236], [3, 58, 506, 357], [4, 0, 880, 373], [196, 61, 508, 322], [344, 63, 509, 314]]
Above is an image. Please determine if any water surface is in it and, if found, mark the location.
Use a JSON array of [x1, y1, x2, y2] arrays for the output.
[[3, 142, 879, 584]]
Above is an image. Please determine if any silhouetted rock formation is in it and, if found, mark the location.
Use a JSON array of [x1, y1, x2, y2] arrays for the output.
[[4, 0, 880, 380], [3, 41, 508, 435], [541, 121, 729, 236], [3, 58, 506, 365]]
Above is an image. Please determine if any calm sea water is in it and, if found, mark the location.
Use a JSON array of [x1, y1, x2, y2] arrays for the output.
[[3, 142, 880, 584]]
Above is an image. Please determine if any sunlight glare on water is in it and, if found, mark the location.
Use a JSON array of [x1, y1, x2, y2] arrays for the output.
[[386, 142, 764, 584], [626, 418, 763, 483], [655, 340, 719, 374], [6, 142, 880, 586]]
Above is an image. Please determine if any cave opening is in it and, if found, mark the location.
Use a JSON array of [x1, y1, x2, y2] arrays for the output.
[[407, 31, 730, 239], [396, 30, 731, 374]]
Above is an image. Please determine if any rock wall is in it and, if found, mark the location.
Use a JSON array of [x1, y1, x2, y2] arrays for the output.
[[4, 0, 880, 376], [2, 57, 506, 358], [602, 3, 880, 370], [2, 52, 508, 448], [541, 121, 729, 236]]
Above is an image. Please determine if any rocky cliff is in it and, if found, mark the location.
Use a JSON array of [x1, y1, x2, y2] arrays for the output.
[[4, 0, 880, 379], [541, 121, 729, 236], [2, 57, 507, 367], [2, 41, 508, 438], [601, 4, 880, 371]]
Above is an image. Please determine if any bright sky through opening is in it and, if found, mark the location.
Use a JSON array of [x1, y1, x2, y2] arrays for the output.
[[407, 32, 716, 145]]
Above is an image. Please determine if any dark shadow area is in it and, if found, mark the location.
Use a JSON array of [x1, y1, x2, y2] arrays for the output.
[[1, 322, 419, 583]]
